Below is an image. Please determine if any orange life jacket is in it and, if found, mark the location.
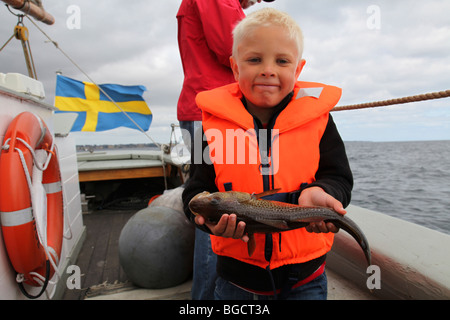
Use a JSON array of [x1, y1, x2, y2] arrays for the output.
[[196, 81, 342, 269]]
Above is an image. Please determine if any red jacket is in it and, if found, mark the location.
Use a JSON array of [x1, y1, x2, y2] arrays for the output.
[[176, 0, 245, 121]]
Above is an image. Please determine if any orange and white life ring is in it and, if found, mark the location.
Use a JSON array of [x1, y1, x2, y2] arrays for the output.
[[0, 112, 64, 298]]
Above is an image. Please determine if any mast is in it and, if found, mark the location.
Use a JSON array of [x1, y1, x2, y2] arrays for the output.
[[1, 0, 55, 25]]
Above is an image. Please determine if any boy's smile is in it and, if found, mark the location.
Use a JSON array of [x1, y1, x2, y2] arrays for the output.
[[231, 25, 305, 123]]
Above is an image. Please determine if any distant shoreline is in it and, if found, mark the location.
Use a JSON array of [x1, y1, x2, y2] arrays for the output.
[[76, 139, 450, 152], [76, 143, 160, 152]]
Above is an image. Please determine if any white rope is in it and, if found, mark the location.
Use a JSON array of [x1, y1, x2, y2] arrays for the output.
[[2, 137, 62, 285], [16, 273, 25, 283]]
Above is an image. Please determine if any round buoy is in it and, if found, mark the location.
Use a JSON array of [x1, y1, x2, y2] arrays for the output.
[[118, 205, 194, 289]]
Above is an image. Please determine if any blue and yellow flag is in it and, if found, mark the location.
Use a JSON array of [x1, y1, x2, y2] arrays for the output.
[[54, 75, 152, 132]]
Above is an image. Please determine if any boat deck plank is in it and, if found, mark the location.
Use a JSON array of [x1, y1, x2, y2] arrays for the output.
[[78, 166, 167, 182], [62, 210, 135, 300], [103, 212, 129, 284]]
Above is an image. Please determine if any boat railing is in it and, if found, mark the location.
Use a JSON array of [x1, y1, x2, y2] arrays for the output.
[[328, 205, 450, 299]]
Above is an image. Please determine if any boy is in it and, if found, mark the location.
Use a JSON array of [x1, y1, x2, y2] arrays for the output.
[[182, 8, 353, 300]]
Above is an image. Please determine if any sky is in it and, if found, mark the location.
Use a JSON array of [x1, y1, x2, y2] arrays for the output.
[[1, 0, 449, 145]]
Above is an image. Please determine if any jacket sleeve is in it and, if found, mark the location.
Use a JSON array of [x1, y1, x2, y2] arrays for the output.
[[182, 129, 218, 230], [306, 114, 354, 207], [196, 0, 245, 67]]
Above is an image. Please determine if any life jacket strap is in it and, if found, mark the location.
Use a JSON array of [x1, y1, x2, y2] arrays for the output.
[[230, 262, 326, 298]]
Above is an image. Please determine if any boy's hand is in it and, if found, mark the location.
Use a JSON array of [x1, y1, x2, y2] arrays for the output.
[[298, 186, 346, 234], [195, 214, 249, 243]]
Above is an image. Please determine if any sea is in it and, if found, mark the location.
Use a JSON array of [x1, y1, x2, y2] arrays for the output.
[[94, 140, 450, 235], [344, 140, 450, 235]]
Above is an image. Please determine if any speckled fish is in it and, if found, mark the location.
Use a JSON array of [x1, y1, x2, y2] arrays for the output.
[[189, 190, 371, 266]]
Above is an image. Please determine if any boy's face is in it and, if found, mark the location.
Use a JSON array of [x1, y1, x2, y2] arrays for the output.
[[231, 26, 305, 116]]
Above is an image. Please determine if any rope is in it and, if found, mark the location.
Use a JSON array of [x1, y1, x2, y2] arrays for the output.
[[2, 137, 62, 298], [24, 32, 38, 79], [0, 33, 15, 52], [332, 89, 450, 112], [10, 139, 61, 276]]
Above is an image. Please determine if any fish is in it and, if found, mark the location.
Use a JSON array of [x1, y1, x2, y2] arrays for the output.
[[189, 190, 371, 266]]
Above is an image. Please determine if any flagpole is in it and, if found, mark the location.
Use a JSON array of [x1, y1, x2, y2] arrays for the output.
[[2, 0, 55, 25]]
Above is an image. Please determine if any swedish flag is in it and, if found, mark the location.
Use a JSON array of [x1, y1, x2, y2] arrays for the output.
[[54, 75, 152, 132]]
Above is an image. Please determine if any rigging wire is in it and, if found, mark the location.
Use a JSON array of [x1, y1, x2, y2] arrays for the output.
[[22, 14, 162, 149], [1, 11, 38, 78], [0, 33, 15, 52], [20, 13, 169, 189]]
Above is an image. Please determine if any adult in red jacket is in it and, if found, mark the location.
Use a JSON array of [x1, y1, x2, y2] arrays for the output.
[[177, 0, 263, 146], [176, 0, 263, 300]]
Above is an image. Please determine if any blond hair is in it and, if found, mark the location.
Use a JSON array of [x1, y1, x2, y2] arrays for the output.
[[232, 8, 304, 60]]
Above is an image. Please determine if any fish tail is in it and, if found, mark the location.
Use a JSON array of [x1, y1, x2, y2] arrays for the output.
[[333, 217, 372, 266]]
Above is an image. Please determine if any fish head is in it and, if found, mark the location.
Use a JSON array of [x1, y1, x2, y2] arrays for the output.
[[189, 191, 222, 223], [188, 191, 249, 223]]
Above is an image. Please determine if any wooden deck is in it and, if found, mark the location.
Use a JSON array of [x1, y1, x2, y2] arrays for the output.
[[62, 209, 136, 300], [61, 208, 376, 300]]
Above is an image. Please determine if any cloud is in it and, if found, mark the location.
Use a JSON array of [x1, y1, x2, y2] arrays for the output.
[[1, 0, 449, 144]]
